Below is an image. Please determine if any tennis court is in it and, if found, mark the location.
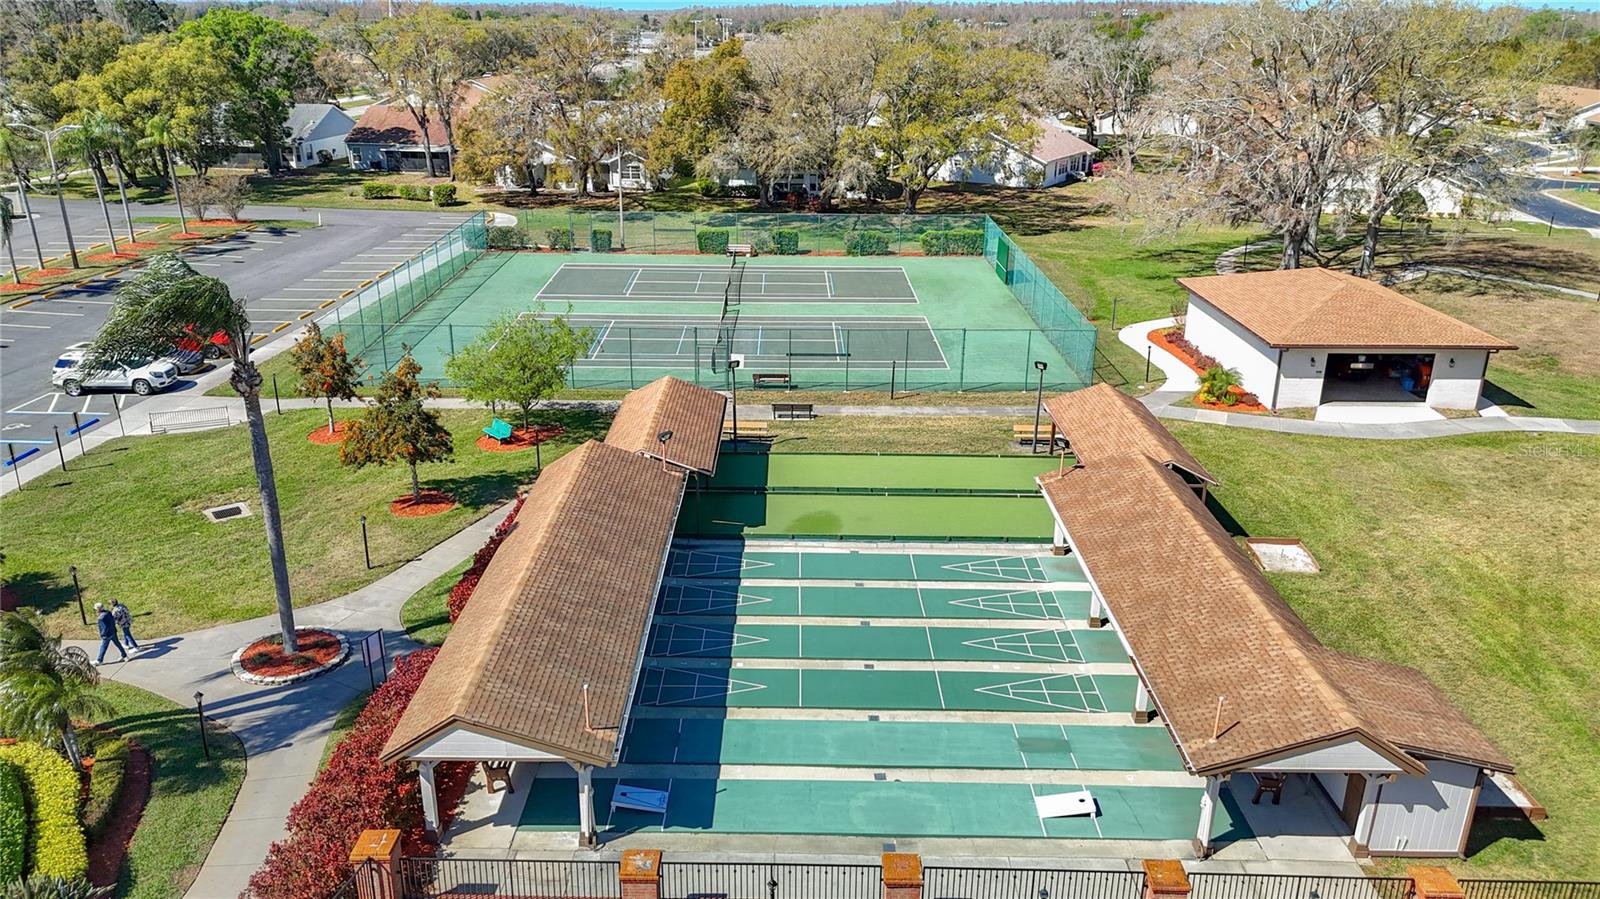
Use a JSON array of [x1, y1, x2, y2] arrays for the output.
[[536, 262, 919, 303], [513, 537, 1247, 845]]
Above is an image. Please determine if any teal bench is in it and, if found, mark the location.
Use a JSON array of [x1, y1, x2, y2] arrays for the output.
[[483, 418, 513, 443]]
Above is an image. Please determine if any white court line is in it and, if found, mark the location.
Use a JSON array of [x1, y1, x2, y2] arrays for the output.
[[586, 321, 615, 359], [673, 326, 691, 356], [623, 269, 640, 295], [826, 271, 835, 297]]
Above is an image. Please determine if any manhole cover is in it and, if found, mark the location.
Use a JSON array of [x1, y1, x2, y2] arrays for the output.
[[202, 502, 251, 522]]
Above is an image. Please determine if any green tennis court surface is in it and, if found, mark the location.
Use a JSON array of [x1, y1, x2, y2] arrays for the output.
[[664, 547, 1085, 582], [658, 583, 1091, 620], [636, 666, 1136, 713], [517, 776, 1249, 843], [619, 718, 1185, 771], [711, 453, 1061, 493], [647, 622, 1127, 664], [537, 262, 919, 303]]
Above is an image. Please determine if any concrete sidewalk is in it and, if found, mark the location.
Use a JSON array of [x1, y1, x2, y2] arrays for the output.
[[78, 504, 515, 899]]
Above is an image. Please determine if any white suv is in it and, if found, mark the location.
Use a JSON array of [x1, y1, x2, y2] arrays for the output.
[[52, 344, 180, 396]]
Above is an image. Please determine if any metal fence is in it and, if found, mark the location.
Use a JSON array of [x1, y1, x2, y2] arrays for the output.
[[515, 210, 988, 256], [982, 217, 1096, 389], [1461, 882, 1600, 899], [398, 856, 622, 898], [660, 861, 883, 899], [1189, 873, 1412, 899], [924, 866, 1146, 899]]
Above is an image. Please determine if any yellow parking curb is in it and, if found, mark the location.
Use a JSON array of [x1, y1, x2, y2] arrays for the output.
[[9, 299, 35, 309], [250, 334, 268, 345], [298, 311, 315, 320], [319, 299, 337, 308], [271, 322, 291, 333], [357, 279, 373, 289]]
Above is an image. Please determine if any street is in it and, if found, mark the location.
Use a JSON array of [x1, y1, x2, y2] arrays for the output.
[[0, 200, 469, 460], [1513, 176, 1600, 232]]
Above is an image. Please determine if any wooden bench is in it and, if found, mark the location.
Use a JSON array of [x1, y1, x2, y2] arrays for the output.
[[724, 420, 770, 436], [482, 417, 513, 444], [481, 761, 514, 794], [751, 372, 792, 389], [1012, 423, 1063, 448], [727, 242, 755, 257], [772, 402, 815, 421]]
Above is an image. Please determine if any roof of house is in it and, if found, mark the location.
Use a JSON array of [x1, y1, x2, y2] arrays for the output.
[[1028, 118, 1098, 163], [1038, 454, 1512, 776], [1043, 384, 1215, 485], [380, 440, 685, 767], [604, 376, 728, 476], [1538, 84, 1600, 114], [1176, 269, 1516, 351], [345, 104, 451, 148], [285, 103, 352, 141]]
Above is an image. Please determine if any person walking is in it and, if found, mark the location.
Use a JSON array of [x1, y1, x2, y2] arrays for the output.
[[109, 598, 140, 651], [93, 602, 127, 666]]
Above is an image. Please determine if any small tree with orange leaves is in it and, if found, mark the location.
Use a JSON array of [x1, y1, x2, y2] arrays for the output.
[[289, 322, 363, 436], [340, 350, 454, 502]]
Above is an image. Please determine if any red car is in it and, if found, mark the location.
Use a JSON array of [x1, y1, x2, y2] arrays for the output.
[[178, 327, 232, 360]]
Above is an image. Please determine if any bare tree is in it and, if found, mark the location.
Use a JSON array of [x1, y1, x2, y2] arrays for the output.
[[1019, 16, 1160, 147]]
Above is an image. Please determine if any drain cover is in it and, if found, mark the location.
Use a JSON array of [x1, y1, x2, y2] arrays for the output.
[[202, 502, 251, 522]]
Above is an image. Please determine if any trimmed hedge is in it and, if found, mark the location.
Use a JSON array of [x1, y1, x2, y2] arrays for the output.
[[0, 760, 24, 883], [0, 743, 87, 881], [244, 649, 471, 899], [80, 729, 130, 841], [696, 229, 730, 255], [545, 228, 574, 251], [591, 228, 613, 252], [430, 184, 456, 206], [845, 230, 891, 256], [486, 226, 529, 250], [772, 229, 800, 255], [919, 228, 984, 256], [397, 184, 429, 202], [360, 182, 392, 200]]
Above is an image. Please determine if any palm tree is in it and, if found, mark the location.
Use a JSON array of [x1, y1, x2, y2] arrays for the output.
[[82, 112, 137, 246], [0, 127, 46, 270], [137, 114, 189, 234], [86, 255, 300, 651], [2, 195, 19, 285], [0, 611, 113, 771], [60, 125, 120, 257]]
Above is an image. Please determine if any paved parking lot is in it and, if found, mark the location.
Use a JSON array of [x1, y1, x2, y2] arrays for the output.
[[1, 201, 469, 460]]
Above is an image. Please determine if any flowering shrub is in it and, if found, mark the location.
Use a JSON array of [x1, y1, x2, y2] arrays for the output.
[[447, 495, 527, 623], [244, 649, 471, 899], [1160, 329, 1219, 372], [0, 760, 26, 882], [0, 742, 87, 880]]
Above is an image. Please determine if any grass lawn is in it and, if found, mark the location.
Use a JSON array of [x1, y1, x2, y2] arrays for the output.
[[1548, 189, 1600, 212], [317, 690, 372, 771], [96, 680, 246, 898], [0, 407, 607, 639], [3, 220, 259, 293], [1169, 424, 1600, 879], [399, 558, 469, 647]]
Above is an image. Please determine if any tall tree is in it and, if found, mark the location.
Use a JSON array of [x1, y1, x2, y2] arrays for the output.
[[341, 353, 455, 503], [1, 196, 19, 285], [137, 114, 190, 234], [488, 19, 620, 195], [289, 322, 364, 436], [80, 111, 137, 245], [58, 124, 122, 257], [444, 311, 592, 430], [1020, 15, 1160, 146], [0, 611, 114, 771], [85, 254, 302, 652], [649, 38, 752, 178], [1, 20, 128, 125], [177, 9, 323, 176]]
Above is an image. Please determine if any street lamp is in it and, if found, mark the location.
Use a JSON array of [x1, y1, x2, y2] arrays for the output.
[[1032, 360, 1048, 455], [193, 691, 211, 760], [6, 118, 82, 269], [656, 429, 674, 472], [616, 137, 626, 250], [727, 357, 742, 443]]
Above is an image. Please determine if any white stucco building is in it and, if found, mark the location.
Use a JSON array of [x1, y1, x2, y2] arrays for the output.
[[1175, 269, 1516, 411], [284, 104, 355, 169], [938, 118, 1097, 188]]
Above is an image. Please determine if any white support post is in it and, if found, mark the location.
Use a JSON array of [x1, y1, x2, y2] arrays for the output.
[[577, 764, 597, 848], [417, 761, 441, 837], [1133, 679, 1155, 724], [1349, 774, 1385, 857], [1194, 775, 1221, 858], [1053, 519, 1067, 547], [1087, 591, 1104, 628]]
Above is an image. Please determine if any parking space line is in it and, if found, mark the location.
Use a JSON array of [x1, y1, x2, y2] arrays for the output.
[[6, 308, 83, 316], [0, 322, 50, 329]]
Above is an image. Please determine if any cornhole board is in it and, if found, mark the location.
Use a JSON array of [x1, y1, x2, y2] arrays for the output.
[[612, 784, 670, 815], [1034, 790, 1096, 819]]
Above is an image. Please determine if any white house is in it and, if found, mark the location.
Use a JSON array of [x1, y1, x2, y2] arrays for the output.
[[1175, 268, 1515, 411], [938, 118, 1097, 188], [283, 104, 355, 169], [1536, 84, 1600, 133]]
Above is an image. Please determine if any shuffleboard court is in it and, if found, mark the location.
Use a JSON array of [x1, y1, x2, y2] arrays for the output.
[[646, 622, 1127, 664], [710, 453, 1060, 492], [664, 547, 1085, 583], [657, 584, 1091, 620], [535, 262, 919, 304], [635, 665, 1137, 713], [618, 718, 1186, 771]]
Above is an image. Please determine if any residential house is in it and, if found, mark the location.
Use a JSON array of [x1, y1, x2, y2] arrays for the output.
[[1536, 85, 1600, 133], [346, 76, 504, 174], [937, 118, 1097, 188], [284, 104, 355, 169]]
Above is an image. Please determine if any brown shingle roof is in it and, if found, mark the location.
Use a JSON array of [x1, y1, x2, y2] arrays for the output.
[[1039, 455, 1511, 775], [1177, 269, 1516, 351], [346, 104, 452, 148], [1538, 84, 1600, 114], [605, 376, 727, 476], [381, 440, 685, 767], [1043, 384, 1216, 485]]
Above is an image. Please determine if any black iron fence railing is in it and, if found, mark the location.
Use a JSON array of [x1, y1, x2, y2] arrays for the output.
[[923, 866, 1146, 899], [1461, 881, 1600, 899], [1189, 872, 1412, 899], [660, 861, 884, 899], [399, 856, 622, 898]]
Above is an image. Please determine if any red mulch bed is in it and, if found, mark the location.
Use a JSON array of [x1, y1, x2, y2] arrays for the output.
[[390, 490, 457, 517], [1148, 328, 1270, 414], [0, 282, 45, 293], [85, 252, 141, 264], [192, 219, 248, 227], [474, 424, 565, 453], [87, 738, 151, 889], [1194, 385, 1271, 414], [307, 420, 351, 445], [1149, 327, 1210, 377], [238, 629, 344, 678], [171, 232, 206, 240], [30, 267, 73, 278], [122, 242, 161, 251]]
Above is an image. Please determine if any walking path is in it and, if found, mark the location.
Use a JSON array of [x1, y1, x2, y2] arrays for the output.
[[78, 505, 515, 899]]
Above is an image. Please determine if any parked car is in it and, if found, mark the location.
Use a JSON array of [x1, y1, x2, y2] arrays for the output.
[[179, 326, 232, 360], [52, 344, 179, 396]]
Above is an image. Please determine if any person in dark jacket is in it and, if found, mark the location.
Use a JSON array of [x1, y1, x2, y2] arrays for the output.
[[109, 598, 140, 651], [93, 602, 127, 665]]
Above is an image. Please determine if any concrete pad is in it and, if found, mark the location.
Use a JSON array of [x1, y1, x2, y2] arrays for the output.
[[1314, 402, 1444, 424]]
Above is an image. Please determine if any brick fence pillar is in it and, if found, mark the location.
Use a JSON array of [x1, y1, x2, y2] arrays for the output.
[[1406, 867, 1465, 899], [883, 853, 923, 899], [1142, 860, 1191, 899], [620, 849, 664, 899], [349, 829, 403, 899]]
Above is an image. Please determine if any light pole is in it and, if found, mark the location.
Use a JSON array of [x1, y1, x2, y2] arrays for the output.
[[1032, 360, 1048, 455], [656, 429, 674, 473], [727, 357, 741, 443], [6, 119, 82, 268], [616, 138, 626, 250], [194, 691, 210, 760]]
